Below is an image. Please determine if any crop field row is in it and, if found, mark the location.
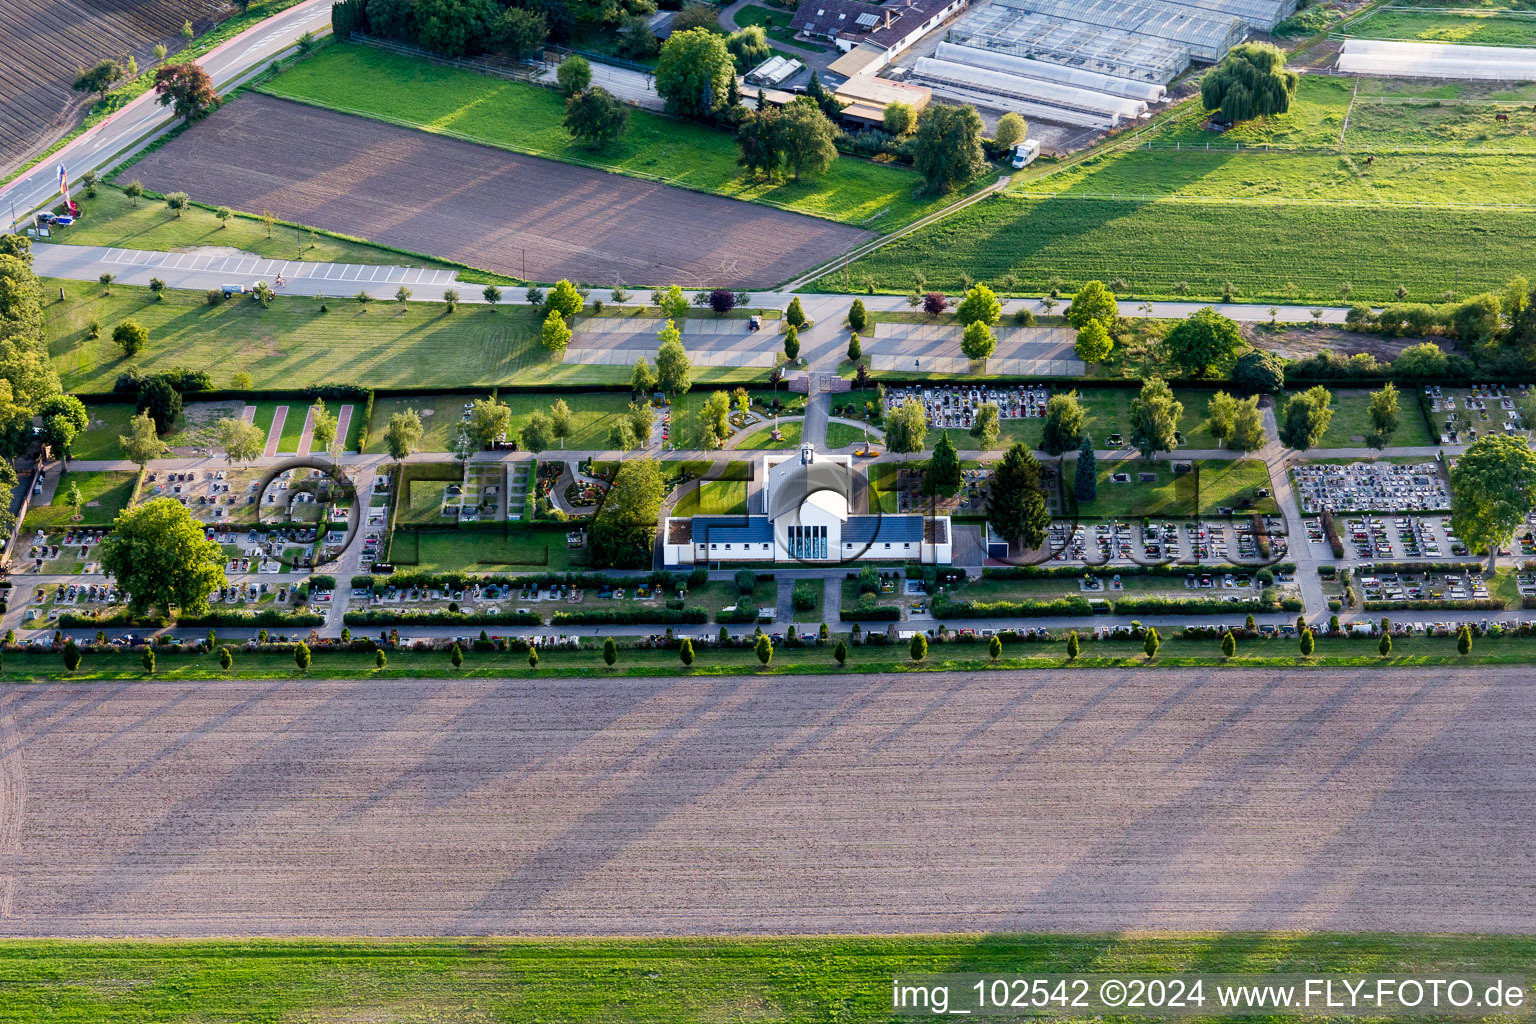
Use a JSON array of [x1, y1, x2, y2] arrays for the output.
[[5, 933, 1535, 1022], [819, 191, 1536, 301]]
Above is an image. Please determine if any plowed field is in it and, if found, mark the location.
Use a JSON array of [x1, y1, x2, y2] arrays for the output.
[[0, 667, 1530, 938], [128, 94, 871, 288], [0, 0, 224, 173]]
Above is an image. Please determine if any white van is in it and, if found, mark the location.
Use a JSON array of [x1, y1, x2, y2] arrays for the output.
[[1011, 139, 1041, 169]]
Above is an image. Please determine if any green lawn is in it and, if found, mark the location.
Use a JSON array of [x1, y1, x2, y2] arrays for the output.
[[70, 404, 139, 460], [1075, 458, 1277, 518], [394, 527, 585, 571], [732, 3, 830, 50], [53, 183, 472, 272], [738, 421, 804, 449], [3, 932, 1535, 1021], [46, 280, 559, 393], [22, 471, 137, 529], [260, 43, 972, 230], [1279, 388, 1435, 448], [673, 478, 748, 515], [1346, 6, 1536, 45], [825, 421, 873, 448]]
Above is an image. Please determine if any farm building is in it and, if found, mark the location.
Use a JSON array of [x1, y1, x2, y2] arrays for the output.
[[663, 443, 953, 566], [792, 0, 971, 67], [833, 74, 934, 127]]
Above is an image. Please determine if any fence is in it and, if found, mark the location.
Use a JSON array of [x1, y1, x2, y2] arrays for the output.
[[1003, 189, 1536, 212], [350, 33, 549, 82]]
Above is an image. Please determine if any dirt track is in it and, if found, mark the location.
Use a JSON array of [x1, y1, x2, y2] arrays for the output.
[[126, 94, 871, 288], [0, 667, 1531, 938]]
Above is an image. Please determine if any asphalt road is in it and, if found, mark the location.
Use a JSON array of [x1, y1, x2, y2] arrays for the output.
[[0, 0, 332, 226], [1, 667, 1530, 937]]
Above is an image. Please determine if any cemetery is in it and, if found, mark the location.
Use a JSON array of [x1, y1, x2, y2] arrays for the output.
[[1426, 383, 1532, 444], [1292, 460, 1450, 514]]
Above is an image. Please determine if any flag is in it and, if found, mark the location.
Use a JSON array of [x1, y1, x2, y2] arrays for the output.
[[57, 164, 68, 201]]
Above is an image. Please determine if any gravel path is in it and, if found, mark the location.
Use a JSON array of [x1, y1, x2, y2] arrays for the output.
[[1, 667, 1531, 937]]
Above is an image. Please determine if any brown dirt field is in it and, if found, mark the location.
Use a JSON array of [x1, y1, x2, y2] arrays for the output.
[[127, 94, 873, 289], [0, 0, 225, 173], [0, 667, 1532, 938]]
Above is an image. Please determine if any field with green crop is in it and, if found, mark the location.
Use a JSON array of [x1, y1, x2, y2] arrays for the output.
[[819, 191, 1536, 302], [260, 43, 968, 231], [1345, 6, 1536, 45], [827, 72, 1536, 302], [3, 933, 1534, 1023]]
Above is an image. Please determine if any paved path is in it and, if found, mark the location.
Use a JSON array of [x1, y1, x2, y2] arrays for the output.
[[32, 242, 469, 300], [4, 668, 1532, 937], [0, 0, 332, 215]]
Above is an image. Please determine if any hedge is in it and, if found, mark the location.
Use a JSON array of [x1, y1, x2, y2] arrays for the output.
[[1111, 595, 1302, 614], [1359, 562, 1485, 574], [840, 602, 902, 622], [1363, 599, 1506, 612], [714, 607, 762, 624], [57, 608, 321, 628], [343, 608, 542, 626], [932, 595, 1093, 618], [549, 607, 708, 626], [980, 563, 1296, 580], [1320, 511, 1345, 559]]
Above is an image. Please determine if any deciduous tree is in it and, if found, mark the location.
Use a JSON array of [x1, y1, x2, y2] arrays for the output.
[[1162, 307, 1242, 377], [1450, 432, 1536, 571], [215, 416, 264, 464], [1066, 280, 1117, 331], [1073, 320, 1112, 364], [777, 97, 838, 181], [564, 86, 629, 149], [993, 111, 1027, 149], [1040, 390, 1084, 456], [99, 497, 226, 616], [385, 408, 424, 464], [912, 103, 988, 193], [113, 318, 147, 357], [656, 320, 692, 395], [655, 28, 734, 120], [591, 457, 666, 567], [970, 402, 1000, 450], [1129, 376, 1182, 459], [541, 309, 572, 353], [960, 320, 995, 363], [954, 282, 1002, 327], [1201, 42, 1298, 124], [1366, 382, 1400, 449], [884, 399, 927, 453], [1279, 385, 1333, 450], [152, 62, 217, 122]]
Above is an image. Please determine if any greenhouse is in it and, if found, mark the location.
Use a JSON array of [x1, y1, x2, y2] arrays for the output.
[[1338, 38, 1536, 81], [912, 55, 1151, 122], [934, 39, 1167, 100], [991, 0, 1245, 63], [948, 3, 1190, 84]]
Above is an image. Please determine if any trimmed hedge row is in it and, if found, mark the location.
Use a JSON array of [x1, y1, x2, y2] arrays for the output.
[[1111, 595, 1301, 614], [57, 608, 322, 628], [840, 602, 902, 622], [550, 607, 708, 626], [343, 608, 542, 626], [981, 563, 1295, 580], [932, 595, 1094, 618], [1359, 562, 1485, 574], [714, 607, 761, 624], [1363, 599, 1506, 612]]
